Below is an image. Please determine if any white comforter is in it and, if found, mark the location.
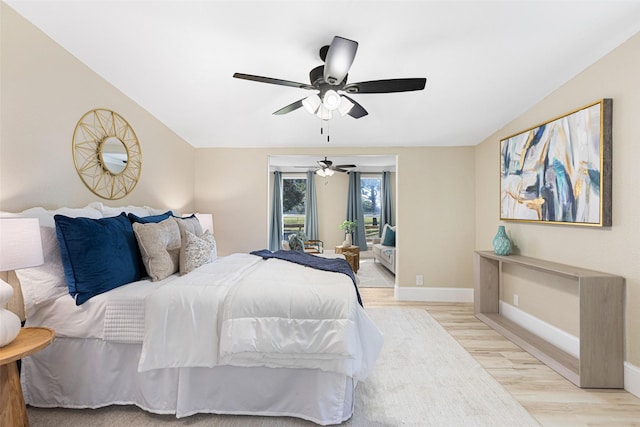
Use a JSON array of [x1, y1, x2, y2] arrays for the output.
[[138, 253, 383, 381]]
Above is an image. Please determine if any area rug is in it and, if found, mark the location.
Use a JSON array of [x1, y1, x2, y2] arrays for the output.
[[356, 258, 395, 288], [27, 308, 539, 426]]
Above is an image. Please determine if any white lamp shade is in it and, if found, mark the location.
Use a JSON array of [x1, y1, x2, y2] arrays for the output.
[[322, 90, 341, 111], [302, 94, 321, 114], [194, 213, 214, 235], [316, 104, 333, 120], [0, 218, 44, 271]]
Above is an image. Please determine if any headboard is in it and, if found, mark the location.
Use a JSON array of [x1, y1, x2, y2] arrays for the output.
[[1, 270, 25, 321]]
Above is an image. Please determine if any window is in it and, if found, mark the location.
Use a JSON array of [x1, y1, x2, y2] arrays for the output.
[[361, 175, 381, 240], [282, 175, 306, 240]]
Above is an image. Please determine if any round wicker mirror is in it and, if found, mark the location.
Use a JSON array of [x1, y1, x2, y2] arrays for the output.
[[72, 109, 142, 200]]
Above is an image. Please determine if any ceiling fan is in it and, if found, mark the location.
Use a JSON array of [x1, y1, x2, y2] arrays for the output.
[[233, 36, 427, 121], [297, 157, 357, 176]]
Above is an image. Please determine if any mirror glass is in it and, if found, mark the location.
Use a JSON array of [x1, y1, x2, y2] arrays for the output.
[[100, 137, 128, 174]]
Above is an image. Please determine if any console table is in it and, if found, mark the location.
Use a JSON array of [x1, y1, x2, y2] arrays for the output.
[[335, 245, 360, 273], [474, 250, 624, 388]]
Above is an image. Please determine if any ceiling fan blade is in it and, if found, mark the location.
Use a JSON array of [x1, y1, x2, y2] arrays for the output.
[[342, 95, 368, 119], [323, 36, 358, 86], [343, 78, 427, 94], [233, 73, 315, 90], [273, 99, 305, 115], [318, 158, 332, 167], [334, 164, 357, 169], [333, 168, 350, 173]]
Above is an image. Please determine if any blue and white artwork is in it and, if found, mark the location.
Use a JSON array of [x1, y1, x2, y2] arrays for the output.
[[500, 100, 611, 226]]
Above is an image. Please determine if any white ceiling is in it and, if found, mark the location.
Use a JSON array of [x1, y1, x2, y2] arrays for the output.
[[6, 1, 640, 151]]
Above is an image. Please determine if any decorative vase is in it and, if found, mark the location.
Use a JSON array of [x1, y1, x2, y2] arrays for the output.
[[492, 225, 512, 256], [0, 281, 20, 347], [342, 233, 352, 248]]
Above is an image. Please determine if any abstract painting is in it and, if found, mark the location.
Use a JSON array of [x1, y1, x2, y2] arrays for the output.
[[500, 99, 612, 226]]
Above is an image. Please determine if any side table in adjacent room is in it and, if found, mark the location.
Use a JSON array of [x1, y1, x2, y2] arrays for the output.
[[335, 245, 360, 273], [0, 327, 55, 427]]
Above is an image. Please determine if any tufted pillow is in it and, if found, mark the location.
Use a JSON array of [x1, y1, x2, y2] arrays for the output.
[[181, 229, 216, 274], [132, 217, 181, 281], [54, 212, 144, 305], [128, 211, 173, 224]]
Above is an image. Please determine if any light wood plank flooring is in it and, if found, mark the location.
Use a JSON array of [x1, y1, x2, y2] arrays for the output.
[[360, 288, 640, 426]]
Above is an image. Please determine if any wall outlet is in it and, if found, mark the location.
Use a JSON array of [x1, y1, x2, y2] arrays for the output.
[[513, 294, 519, 307], [416, 275, 424, 286]]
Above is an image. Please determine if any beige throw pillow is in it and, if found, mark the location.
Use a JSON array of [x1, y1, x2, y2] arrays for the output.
[[132, 217, 181, 281], [175, 215, 204, 273], [181, 229, 216, 274]]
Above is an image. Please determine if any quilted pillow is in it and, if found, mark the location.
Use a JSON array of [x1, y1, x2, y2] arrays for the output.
[[54, 212, 144, 305], [181, 229, 216, 274], [132, 217, 181, 281]]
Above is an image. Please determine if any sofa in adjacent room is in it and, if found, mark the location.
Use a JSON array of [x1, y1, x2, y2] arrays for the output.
[[372, 224, 396, 274]]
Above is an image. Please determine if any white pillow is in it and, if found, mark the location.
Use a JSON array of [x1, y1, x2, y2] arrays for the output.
[[20, 205, 103, 227], [89, 202, 151, 218], [11, 205, 101, 317], [14, 226, 69, 317]]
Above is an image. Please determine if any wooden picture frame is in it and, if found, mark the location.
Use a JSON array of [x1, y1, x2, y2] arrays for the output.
[[500, 99, 612, 226]]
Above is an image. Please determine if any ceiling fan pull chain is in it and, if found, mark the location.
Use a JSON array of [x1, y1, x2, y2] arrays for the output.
[[327, 121, 330, 143]]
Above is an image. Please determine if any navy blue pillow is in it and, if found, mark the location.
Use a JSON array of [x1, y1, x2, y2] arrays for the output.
[[128, 211, 173, 224], [54, 212, 144, 305], [382, 226, 396, 247]]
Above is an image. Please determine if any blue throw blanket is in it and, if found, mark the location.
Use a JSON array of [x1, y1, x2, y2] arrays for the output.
[[250, 249, 363, 307]]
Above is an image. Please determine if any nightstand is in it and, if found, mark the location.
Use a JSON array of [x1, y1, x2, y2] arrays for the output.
[[0, 327, 55, 427]]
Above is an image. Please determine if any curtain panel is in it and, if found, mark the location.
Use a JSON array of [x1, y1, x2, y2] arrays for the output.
[[269, 171, 283, 251]]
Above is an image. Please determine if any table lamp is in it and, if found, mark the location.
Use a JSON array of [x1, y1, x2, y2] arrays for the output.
[[0, 218, 44, 347], [194, 213, 214, 235]]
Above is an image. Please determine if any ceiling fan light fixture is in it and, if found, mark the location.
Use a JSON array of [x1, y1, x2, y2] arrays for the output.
[[338, 96, 354, 116], [325, 168, 335, 176], [302, 94, 321, 114], [322, 90, 341, 111], [316, 168, 327, 177], [316, 104, 333, 120]]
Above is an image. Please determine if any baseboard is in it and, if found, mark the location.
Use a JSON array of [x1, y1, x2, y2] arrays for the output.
[[394, 286, 473, 303], [499, 301, 579, 358], [625, 362, 640, 398]]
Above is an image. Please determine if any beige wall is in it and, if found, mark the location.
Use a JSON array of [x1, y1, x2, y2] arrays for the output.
[[0, 4, 195, 214], [475, 32, 640, 365], [194, 146, 476, 290]]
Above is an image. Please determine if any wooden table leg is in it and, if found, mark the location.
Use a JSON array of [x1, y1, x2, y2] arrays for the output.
[[0, 361, 29, 427]]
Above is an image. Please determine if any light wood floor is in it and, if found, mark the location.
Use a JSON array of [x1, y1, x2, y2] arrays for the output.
[[359, 287, 640, 427]]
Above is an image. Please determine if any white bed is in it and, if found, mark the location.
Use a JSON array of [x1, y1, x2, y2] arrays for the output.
[[7, 204, 383, 425]]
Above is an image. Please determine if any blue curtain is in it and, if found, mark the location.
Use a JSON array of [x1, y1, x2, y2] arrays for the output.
[[304, 171, 318, 240], [346, 172, 367, 251], [380, 170, 395, 236], [269, 171, 283, 251]]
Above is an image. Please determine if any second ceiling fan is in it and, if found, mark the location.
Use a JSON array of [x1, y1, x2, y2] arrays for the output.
[[233, 36, 427, 120]]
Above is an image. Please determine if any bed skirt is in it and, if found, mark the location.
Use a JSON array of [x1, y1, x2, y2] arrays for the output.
[[21, 337, 355, 425]]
